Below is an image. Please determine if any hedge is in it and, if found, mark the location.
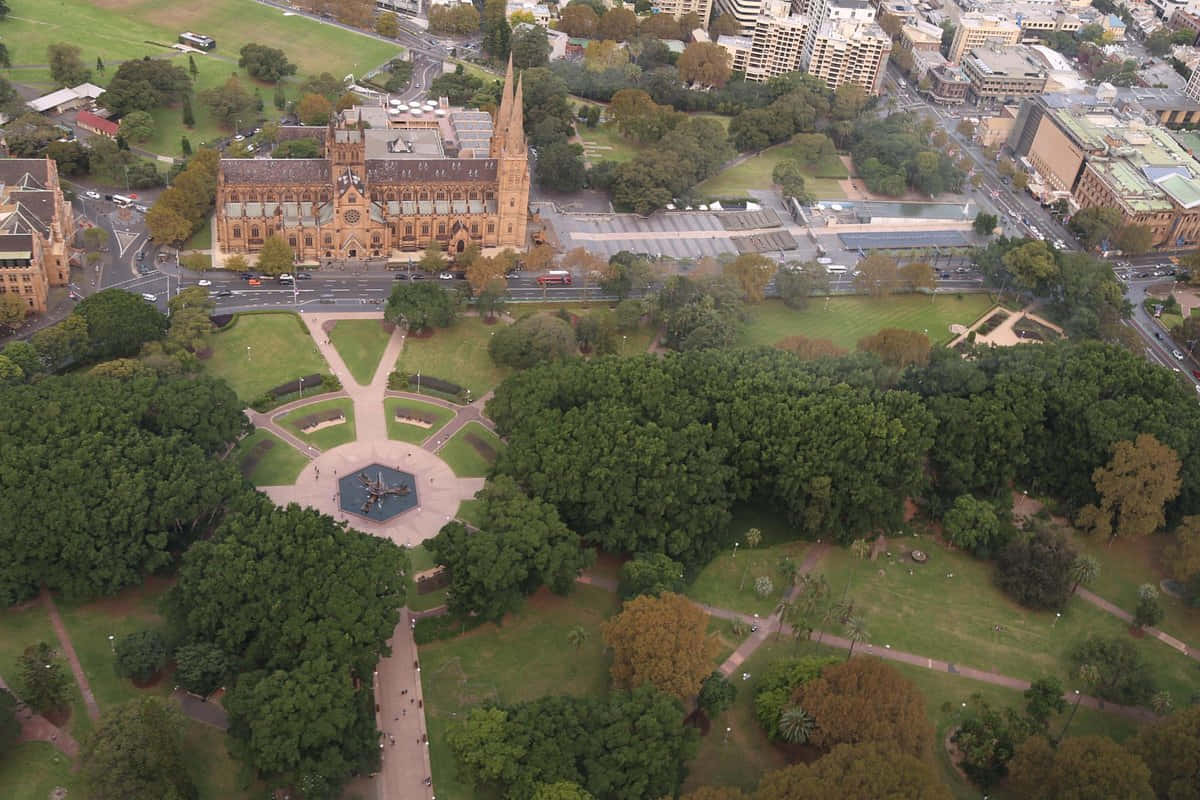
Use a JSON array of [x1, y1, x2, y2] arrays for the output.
[[249, 373, 343, 412]]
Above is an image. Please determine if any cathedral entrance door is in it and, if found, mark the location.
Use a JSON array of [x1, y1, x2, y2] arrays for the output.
[[456, 240, 464, 254]]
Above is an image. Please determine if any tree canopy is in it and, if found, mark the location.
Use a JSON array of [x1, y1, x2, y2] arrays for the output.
[[601, 591, 719, 700], [74, 288, 168, 360], [238, 43, 297, 82], [384, 282, 458, 332], [755, 742, 951, 800], [1007, 735, 1154, 800], [99, 57, 191, 116], [81, 697, 197, 800], [1127, 705, 1200, 800]]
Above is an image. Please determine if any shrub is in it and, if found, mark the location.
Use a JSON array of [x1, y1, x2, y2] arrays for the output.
[[1070, 634, 1157, 706], [114, 630, 168, 683]]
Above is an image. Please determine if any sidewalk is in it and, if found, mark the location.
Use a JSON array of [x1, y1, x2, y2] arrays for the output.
[[373, 610, 434, 800]]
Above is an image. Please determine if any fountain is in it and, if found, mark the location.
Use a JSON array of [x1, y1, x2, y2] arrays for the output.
[[338, 464, 418, 521]]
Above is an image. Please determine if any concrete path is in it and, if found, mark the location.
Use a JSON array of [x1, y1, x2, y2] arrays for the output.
[[373, 610, 434, 800], [42, 589, 100, 723], [171, 689, 229, 731], [1076, 587, 1196, 661]]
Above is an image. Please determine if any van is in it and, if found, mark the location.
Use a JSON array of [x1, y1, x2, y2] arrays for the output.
[[816, 257, 833, 265], [825, 265, 848, 275], [537, 270, 572, 286], [112, 194, 133, 208]]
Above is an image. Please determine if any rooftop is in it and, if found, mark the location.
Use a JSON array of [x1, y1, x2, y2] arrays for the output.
[[963, 46, 1047, 77]]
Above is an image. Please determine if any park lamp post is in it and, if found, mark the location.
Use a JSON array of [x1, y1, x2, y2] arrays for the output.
[[417, 371, 421, 394], [298, 376, 304, 399], [108, 634, 115, 653], [247, 345, 251, 362]]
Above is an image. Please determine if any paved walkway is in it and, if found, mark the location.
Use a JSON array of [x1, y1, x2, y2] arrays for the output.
[[42, 588, 100, 724], [171, 689, 229, 731], [373, 610, 434, 800], [1076, 587, 1196, 661]]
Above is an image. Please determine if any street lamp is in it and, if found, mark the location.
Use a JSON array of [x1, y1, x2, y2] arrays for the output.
[[1058, 690, 1083, 741], [108, 634, 115, 653], [247, 345, 252, 362]]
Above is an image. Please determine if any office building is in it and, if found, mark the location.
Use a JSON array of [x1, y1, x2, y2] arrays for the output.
[[947, 12, 1021, 63], [960, 45, 1048, 102]]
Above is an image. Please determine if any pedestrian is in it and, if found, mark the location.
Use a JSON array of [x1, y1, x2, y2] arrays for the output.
[[418, 699, 423, 709], [410, 697, 414, 704], [402, 709, 406, 717]]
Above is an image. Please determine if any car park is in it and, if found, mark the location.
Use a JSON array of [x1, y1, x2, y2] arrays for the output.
[[197, 279, 211, 286]]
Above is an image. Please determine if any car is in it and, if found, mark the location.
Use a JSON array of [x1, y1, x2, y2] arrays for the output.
[[438, 272, 454, 280], [84, 190, 101, 200], [252, 127, 262, 135], [135, 204, 149, 214], [1192, 370, 1200, 380], [393, 272, 410, 280], [239, 271, 255, 280], [136, 250, 145, 261], [1173, 349, 1185, 360], [1155, 331, 1164, 340], [410, 272, 425, 280], [216, 289, 233, 297], [136, 263, 153, 275], [296, 272, 312, 280], [277, 273, 293, 283], [939, 271, 951, 279], [247, 278, 262, 286], [141, 292, 157, 302], [954, 267, 969, 274], [197, 279, 212, 287], [233, 134, 245, 142], [452, 270, 467, 280], [246, 143, 256, 153]]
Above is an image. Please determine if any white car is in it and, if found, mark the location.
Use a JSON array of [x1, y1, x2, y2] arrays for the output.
[[233, 134, 245, 142], [1173, 349, 1185, 360], [197, 279, 212, 287], [85, 190, 101, 200], [141, 292, 157, 302], [438, 272, 454, 280]]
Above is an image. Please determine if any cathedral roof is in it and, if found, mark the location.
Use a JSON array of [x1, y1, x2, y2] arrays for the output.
[[4, 191, 55, 234], [0, 160, 49, 190], [365, 159, 496, 183], [220, 158, 329, 184]]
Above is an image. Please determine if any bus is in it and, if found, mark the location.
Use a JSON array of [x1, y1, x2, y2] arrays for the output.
[[537, 270, 572, 286], [825, 265, 848, 275], [111, 194, 134, 208], [179, 32, 216, 50]]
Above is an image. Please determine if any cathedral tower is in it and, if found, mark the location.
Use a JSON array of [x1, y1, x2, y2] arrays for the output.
[[494, 67, 529, 248]]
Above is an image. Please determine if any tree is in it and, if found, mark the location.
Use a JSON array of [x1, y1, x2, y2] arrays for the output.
[[566, 625, 589, 653], [75, 289, 168, 360], [419, 239, 445, 272], [942, 494, 1005, 556], [678, 42, 730, 88], [1069, 635, 1156, 706], [1069, 555, 1100, 595], [1166, 515, 1200, 582], [1128, 706, 1200, 800], [1114, 223, 1154, 256], [574, 314, 616, 354], [1068, 206, 1124, 250], [1007, 735, 1154, 800], [619, 553, 686, 599], [238, 43, 297, 82], [48, 43, 90, 87], [996, 530, 1077, 611], [335, 90, 359, 112], [0, 1, 8, 21], [0, 688, 20, 755], [771, 160, 811, 203], [18, 642, 70, 714], [1003, 240, 1059, 291], [532, 783, 596, 800], [482, 0, 512, 59], [1134, 583, 1164, 630], [146, 203, 193, 246], [198, 75, 256, 128], [385, 281, 458, 333], [583, 40, 628, 72], [1076, 434, 1181, 542], [710, 12, 742, 36], [256, 234, 294, 276], [755, 742, 951, 800], [489, 314, 576, 367], [182, 94, 194, 127], [559, 4, 599, 37], [1024, 676, 1067, 728], [598, 6, 638, 40], [511, 23, 550, 68], [376, 10, 400, 37], [853, 253, 900, 297], [427, 476, 592, 619], [776, 267, 828, 310], [0, 292, 26, 333], [973, 212, 998, 236], [856, 328, 930, 371], [602, 251, 653, 300], [118, 110, 156, 144], [601, 591, 719, 700], [754, 575, 774, 598], [81, 697, 197, 800], [698, 672, 736, 717], [295, 92, 333, 125], [99, 58, 191, 117], [778, 706, 815, 744], [536, 141, 587, 192], [429, 3, 481, 33], [899, 261, 936, 293], [173, 643, 229, 698], [180, 136, 192, 157], [114, 630, 168, 683], [792, 657, 932, 757]]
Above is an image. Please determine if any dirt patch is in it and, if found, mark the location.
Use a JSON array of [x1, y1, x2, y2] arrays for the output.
[[322, 320, 337, 334], [240, 438, 275, 477], [301, 415, 345, 433], [396, 415, 433, 428], [41, 706, 70, 728], [944, 726, 971, 782], [408, 327, 435, 339], [76, 575, 175, 617], [464, 432, 497, 462], [482, 315, 500, 325], [684, 708, 711, 735]]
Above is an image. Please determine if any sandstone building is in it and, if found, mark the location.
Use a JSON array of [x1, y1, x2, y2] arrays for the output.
[[216, 60, 530, 265], [0, 157, 74, 315]]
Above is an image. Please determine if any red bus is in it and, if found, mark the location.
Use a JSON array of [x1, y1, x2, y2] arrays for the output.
[[537, 270, 572, 286]]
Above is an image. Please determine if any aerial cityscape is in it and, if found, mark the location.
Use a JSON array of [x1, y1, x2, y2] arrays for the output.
[[1, 0, 1199, 798]]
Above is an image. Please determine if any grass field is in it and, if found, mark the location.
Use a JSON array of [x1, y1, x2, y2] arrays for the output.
[[739, 296, 995, 351], [384, 397, 454, 444], [455, 498, 485, 528], [440, 422, 502, 478], [406, 546, 449, 612], [329, 319, 394, 386], [204, 312, 327, 401], [3, 0, 402, 155], [233, 429, 308, 485], [184, 217, 213, 252], [819, 537, 1200, 705], [577, 123, 643, 165], [395, 317, 511, 397], [420, 585, 619, 800], [186, 722, 259, 799], [698, 137, 849, 199], [277, 397, 356, 450], [0, 600, 92, 739], [0, 742, 82, 800], [687, 508, 809, 617]]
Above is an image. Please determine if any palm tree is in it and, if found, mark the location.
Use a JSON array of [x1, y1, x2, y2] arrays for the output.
[[844, 616, 869, 661], [850, 538, 871, 560], [778, 557, 797, 588], [774, 597, 794, 639], [778, 707, 815, 744], [1069, 555, 1100, 594], [1077, 663, 1101, 690], [1151, 690, 1173, 715], [745, 527, 762, 549], [566, 625, 589, 653]]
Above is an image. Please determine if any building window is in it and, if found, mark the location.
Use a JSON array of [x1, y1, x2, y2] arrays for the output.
[[288, 237, 297, 248], [487, 223, 495, 234], [305, 236, 313, 247], [436, 191, 445, 201], [229, 192, 239, 202], [438, 223, 446, 236], [251, 226, 260, 238], [405, 224, 414, 237], [421, 223, 430, 235], [233, 226, 242, 238], [324, 234, 333, 245], [471, 223, 478, 235]]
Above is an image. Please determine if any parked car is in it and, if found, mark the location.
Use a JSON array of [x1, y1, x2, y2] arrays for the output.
[[136, 250, 145, 261], [247, 278, 262, 286], [141, 292, 157, 302], [438, 272, 454, 280], [134, 204, 149, 214], [410, 272, 425, 280], [296, 272, 312, 280], [277, 273, 293, 284], [1155, 331, 1164, 340], [216, 289, 233, 297], [197, 279, 212, 287], [233, 134, 245, 142], [84, 190, 101, 200], [393, 272, 409, 280], [1173, 349, 1185, 360]]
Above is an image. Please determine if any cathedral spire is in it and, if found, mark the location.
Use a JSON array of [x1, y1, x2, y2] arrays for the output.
[[506, 73, 526, 155], [492, 54, 516, 157]]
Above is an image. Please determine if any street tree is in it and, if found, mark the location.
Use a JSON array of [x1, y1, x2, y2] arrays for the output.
[[466, 252, 509, 294], [1076, 433, 1181, 542], [18, 642, 70, 714], [1068, 207, 1123, 250], [1002, 240, 1058, 291], [900, 261, 937, 292], [601, 591, 719, 700], [0, 293, 26, 332], [255, 234, 294, 276], [1114, 223, 1154, 256], [723, 253, 775, 303], [146, 203, 195, 245], [375, 11, 400, 38], [81, 697, 196, 800], [853, 253, 900, 296], [1007, 735, 1154, 800], [296, 92, 333, 125], [678, 42, 731, 88], [755, 742, 951, 800], [384, 281, 458, 332], [775, 267, 828, 310]]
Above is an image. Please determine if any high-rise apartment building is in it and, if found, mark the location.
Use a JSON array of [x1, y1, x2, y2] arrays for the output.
[[714, 0, 771, 34], [947, 12, 1021, 63], [743, 0, 811, 81], [652, 0, 714, 25], [806, 16, 893, 94]]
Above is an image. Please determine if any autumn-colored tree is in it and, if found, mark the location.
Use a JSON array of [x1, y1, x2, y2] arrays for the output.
[[679, 787, 750, 800], [601, 591, 719, 701], [899, 261, 936, 292], [791, 658, 932, 758], [723, 253, 775, 303], [296, 92, 333, 125], [524, 243, 555, 272], [145, 203, 193, 246], [0, 293, 26, 332], [852, 253, 899, 297], [1127, 706, 1200, 800], [857, 328, 931, 369], [1006, 735, 1154, 800], [559, 3, 599, 37], [754, 742, 951, 800], [775, 335, 846, 360], [597, 7, 638, 40], [709, 13, 742, 37], [1076, 433, 1181, 542], [584, 40, 629, 72], [678, 42, 731, 88], [256, 234, 294, 276], [467, 253, 509, 294], [1165, 515, 1200, 581]]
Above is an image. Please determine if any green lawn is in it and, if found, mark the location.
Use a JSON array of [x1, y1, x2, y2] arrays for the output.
[[0, 742, 82, 800], [385, 397, 455, 444], [687, 508, 810, 617], [740, 296, 995, 351], [820, 537, 1200, 705], [329, 319, 394, 386], [455, 497, 485, 528], [4, 0, 403, 157], [420, 585, 619, 800], [395, 317, 511, 397], [439, 422, 502, 478], [698, 137, 848, 199], [277, 397, 356, 450], [405, 545, 448, 612], [577, 123, 643, 165], [0, 600, 92, 739], [184, 217, 212, 252], [186, 722, 260, 800], [233, 429, 308, 485], [204, 312, 328, 401]]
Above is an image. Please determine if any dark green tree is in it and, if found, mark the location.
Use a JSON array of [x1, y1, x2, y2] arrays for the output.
[[74, 288, 168, 360], [18, 642, 70, 714], [114, 630, 168, 683], [384, 281, 458, 332], [697, 672, 736, 717], [81, 697, 197, 800], [1069, 635, 1157, 706], [618, 553, 685, 599], [173, 643, 229, 698], [237, 43, 297, 82], [995, 530, 1077, 611]]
